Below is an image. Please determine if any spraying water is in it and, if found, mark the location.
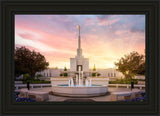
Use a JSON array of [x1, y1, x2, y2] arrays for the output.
[[71, 78, 74, 86], [68, 66, 92, 87], [85, 79, 89, 86]]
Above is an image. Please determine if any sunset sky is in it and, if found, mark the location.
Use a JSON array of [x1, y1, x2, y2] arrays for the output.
[[15, 15, 145, 69]]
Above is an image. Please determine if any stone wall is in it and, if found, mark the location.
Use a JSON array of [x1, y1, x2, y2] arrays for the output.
[[89, 77, 109, 86], [135, 76, 145, 80], [37, 68, 124, 78], [51, 77, 69, 86]]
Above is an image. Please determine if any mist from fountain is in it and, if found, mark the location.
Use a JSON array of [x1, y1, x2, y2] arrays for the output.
[[68, 67, 92, 87], [71, 78, 74, 86], [68, 66, 92, 87], [89, 79, 92, 86], [85, 79, 89, 86], [68, 78, 74, 87], [68, 79, 71, 86]]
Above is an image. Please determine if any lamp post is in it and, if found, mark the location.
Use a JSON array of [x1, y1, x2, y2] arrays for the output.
[[27, 81, 30, 90], [131, 75, 134, 91], [131, 80, 134, 91], [126, 70, 134, 91]]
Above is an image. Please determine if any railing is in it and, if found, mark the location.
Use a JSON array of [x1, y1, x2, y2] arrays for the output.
[[15, 81, 23, 84], [15, 83, 145, 90], [108, 84, 145, 90]]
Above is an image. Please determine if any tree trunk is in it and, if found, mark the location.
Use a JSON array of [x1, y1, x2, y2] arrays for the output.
[[30, 71, 36, 80]]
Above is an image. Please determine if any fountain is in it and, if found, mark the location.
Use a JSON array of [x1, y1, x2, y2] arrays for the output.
[[85, 79, 89, 86], [68, 78, 74, 87], [51, 66, 108, 97], [51, 26, 108, 97]]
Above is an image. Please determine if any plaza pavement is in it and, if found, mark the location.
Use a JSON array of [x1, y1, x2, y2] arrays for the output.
[[27, 87, 138, 102]]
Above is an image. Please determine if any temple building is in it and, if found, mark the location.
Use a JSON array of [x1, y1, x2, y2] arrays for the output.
[[70, 26, 89, 72], [36, 26, 123, 80]]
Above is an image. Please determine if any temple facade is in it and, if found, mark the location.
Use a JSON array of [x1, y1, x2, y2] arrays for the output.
[[36, 26, 124, 79], [70, 26, 89, 72]]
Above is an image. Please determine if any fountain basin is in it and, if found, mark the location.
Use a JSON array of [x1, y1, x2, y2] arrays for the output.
[[52, 85, 108, 97]]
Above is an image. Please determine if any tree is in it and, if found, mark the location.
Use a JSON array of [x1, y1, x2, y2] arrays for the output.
[[114, 51, 145, 79], [63, 67, 68, 76], [93, 64, 96, 71], [64, 67, 67, 71], [15, 46, 49, 79], [136, 62, 145, 75]]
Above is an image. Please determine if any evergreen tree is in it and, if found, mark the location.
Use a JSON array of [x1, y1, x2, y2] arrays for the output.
[[93, 64, 96, 71]]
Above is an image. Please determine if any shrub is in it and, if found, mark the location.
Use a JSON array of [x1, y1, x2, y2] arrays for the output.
[[64, 73, 68, 77], [92, 73, 96, 77], [23, 73, 30, 80], [60, 73, 63, 76], [36, 74, 43, 78], [109, 78, 139, 84], [22, 79, 50, 84], [97, 73, 101, 76]]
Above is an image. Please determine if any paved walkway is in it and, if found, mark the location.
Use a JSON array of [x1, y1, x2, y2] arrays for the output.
[[26, 87, 138, 102]]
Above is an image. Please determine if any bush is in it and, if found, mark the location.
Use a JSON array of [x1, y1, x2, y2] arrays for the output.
[[36, 74, 43, 78], [23, 73, 30, 80], [97, 73, 101, 76], [22, 79, 50, 84], [64, 73, 68, 77], [60, 73, 68, 77], [92, 73, 100, 77], [92, 73, 96, 77], [109, 78, 139, 84]]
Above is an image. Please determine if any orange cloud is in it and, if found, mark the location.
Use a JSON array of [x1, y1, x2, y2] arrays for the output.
[[15, 15, 145, 69]]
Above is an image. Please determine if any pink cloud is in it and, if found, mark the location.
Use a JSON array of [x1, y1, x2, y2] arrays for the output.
[[15, 15, 145, 69], [15, 22, 78, 53], [18, 33, 35, 40]]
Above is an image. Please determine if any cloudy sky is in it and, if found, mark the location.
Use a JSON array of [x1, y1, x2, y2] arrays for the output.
[[15, 15, 145, 69]]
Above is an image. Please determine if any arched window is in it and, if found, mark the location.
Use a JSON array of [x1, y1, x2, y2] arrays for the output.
[[108, 73, 110, 77], [111, 73, 113, 77], [114, 73, 116, 77]]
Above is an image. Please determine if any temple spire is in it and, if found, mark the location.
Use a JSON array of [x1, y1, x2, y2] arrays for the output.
[[77, 25, 82, 57], [78, 25, 81, 49]]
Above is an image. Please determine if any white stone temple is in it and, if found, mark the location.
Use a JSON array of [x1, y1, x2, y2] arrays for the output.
[[36, 26, 124, 80], [70, 26, 89, 72]]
